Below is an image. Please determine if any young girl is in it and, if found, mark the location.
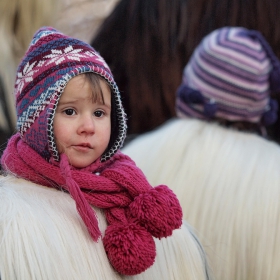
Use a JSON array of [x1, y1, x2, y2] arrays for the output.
[[0, 27, 211, 279]]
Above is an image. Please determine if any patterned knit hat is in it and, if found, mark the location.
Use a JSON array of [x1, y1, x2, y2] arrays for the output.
[[15, 27, 127, 162], [176, 27, 280, 126]]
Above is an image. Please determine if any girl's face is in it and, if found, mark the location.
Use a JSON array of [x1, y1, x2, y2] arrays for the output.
[[53, 74, 111, 168]]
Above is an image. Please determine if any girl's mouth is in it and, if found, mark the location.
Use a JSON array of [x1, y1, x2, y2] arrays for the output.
[[72, 143, 93, 151]]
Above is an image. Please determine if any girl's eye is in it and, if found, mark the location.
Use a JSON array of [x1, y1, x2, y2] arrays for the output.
[[94, 110, 104, 118], [64, 109, 76, 116]]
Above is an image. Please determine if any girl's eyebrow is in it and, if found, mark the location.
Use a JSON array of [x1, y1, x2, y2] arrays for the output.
[[95, 102, 111, 110], [57, 99, 79, 106], [58, 99, 111, 109]]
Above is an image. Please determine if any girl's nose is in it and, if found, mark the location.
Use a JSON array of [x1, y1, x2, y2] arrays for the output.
[[77, 115, 95, 135]]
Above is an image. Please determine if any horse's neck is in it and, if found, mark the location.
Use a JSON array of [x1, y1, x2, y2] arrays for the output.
[[0, 174, 211, 280]]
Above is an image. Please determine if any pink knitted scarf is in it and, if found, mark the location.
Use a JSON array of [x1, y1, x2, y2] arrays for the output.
[[1, 133, 183, 275]]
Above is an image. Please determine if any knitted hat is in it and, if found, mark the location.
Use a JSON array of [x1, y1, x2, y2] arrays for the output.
[[15, 27, 127, 162], [176, 27, 280, 126]]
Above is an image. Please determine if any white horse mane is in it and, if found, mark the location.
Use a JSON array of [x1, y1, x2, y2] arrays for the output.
[[122, 117, 280, 280], [0, 173, 211, 280]]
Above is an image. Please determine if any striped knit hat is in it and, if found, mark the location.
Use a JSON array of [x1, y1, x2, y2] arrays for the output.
[[176, 27, 280, 126], [15, 27, 127, 162]]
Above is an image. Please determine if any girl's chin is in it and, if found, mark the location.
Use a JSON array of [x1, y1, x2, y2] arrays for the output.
[[66, 154, 98, 169]]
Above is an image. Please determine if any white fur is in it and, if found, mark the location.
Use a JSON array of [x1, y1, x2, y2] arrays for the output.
[[0, 174, 210, 280], [122, 118, 280, 280]]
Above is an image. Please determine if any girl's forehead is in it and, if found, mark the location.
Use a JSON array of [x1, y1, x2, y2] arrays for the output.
[[65, 74, 88, 89], [61, 75, 111, 104]]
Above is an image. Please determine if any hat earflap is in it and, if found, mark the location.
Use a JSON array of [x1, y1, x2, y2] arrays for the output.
[[177, 84, 217, 118]]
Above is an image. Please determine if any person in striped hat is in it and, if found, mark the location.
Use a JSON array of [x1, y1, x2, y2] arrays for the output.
[[122, 26, 280, 279], [176, 26, 280, 136], [0, 26, 183, 276]]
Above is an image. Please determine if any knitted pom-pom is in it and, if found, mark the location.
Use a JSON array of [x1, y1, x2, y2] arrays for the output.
[[177, 84, 204, 104], [204, 101, 217, 118], [262, 110, 278, 126], [128, 185, 183, 238], [103, 223, 156, 275], [262, 99, 279, 125], [270, 67, 280, 91], [270, 99, 279, 111]]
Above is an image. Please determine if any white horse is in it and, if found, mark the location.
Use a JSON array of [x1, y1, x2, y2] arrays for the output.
[[0, 173, 211, 280], [122, 117, 280, 280]]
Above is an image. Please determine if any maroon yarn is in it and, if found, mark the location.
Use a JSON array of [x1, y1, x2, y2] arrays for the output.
[[128, 185, 183, 238], [103, 222, 156, 275], [60, 154, 101, 241], [1, 133, 183, 275]]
